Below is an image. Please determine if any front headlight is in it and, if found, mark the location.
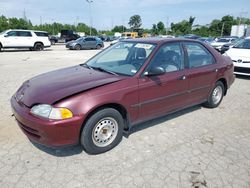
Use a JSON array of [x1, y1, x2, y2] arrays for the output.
[[31, 104, 73, 120]]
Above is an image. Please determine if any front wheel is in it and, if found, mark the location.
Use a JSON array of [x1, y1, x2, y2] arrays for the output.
[[96, 44, 102, 49], [204, 81, 224, 108], [81, 108, 124, 154], [74, 44, 81, 50]]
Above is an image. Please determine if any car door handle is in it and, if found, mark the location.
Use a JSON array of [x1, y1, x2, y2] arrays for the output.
[[179, 75, 186, 80], [214, 69, 218, 72]]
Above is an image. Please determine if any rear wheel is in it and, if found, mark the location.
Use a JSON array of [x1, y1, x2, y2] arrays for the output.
[[34, 43, 44, 51], [74, 44, 81, 50], [204, 81, 224, 108], [96, 44, 102, 49], [81, 108, 124, 154]]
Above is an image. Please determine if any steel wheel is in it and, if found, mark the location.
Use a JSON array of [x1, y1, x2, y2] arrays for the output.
[[92, 117, 118, 147], [203, 81, 225, 108], [212, 85, 223, 105]]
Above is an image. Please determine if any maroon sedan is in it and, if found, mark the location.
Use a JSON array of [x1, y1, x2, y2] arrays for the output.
[[11, 38, 235, 154]]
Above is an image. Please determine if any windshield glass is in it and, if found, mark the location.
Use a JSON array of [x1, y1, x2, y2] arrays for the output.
[[0, 30, 7, 35], [76, 37, 84, 42], [85, 41, 156, 76], [217, 38, 230, 43], [233, 39, 250, 49]]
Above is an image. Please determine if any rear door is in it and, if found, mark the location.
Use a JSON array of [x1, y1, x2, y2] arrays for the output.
[[138, 42, 189, 121], [17, 31, 33, 47], [183, 42, 218, 104]]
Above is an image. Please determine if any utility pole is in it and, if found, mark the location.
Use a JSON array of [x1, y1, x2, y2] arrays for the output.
[[86, 0, 93, 36], [221, 22, 225, 37]]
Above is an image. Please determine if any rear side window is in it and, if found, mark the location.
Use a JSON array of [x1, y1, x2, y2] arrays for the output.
[[35, 32, 48, 37], [85, 37, 96, 41], [184, 43, 215, 68], [18, 31, 32, 37]]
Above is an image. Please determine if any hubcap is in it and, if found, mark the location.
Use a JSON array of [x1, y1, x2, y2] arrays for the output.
[[212, 86, 223, 104], [92, 117, 118, 147]]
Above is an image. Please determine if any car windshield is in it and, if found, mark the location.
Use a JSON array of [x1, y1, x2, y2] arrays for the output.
[[217, 38, 230, 42], [76, 38, 84, 42], [233, 39, 250, 49], [0, 30, 7, 35], [84, 41, 156, 76]]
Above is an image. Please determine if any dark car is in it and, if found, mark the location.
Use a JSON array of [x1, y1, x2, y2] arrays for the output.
[[49, 35, 59, 45], [11, 38, 235, 154], [66, 37, 104, 50], [220, 38, 240, 54]]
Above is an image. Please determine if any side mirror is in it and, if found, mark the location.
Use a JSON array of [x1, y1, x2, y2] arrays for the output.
[[144, 66, 165, 76]]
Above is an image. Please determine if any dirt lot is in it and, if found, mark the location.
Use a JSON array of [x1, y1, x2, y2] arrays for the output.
[[0, 44, 250, 188]]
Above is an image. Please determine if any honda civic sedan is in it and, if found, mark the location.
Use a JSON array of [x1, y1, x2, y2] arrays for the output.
[[11, 38, 235, 154]]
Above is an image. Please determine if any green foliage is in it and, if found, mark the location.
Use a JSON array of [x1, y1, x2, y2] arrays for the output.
[[152, 21, 166, 35], [111, 25, 127, 33], [0, 15, 97, 35], [128, 15, 142, 30]]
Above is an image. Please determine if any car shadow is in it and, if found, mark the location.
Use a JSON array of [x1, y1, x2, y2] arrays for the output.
[[31, 105, 202, 157], [126, 105, 202, 136], [235, 75, 250, 80], [2, 49, 53, 53], [31, 141, 84, 157]]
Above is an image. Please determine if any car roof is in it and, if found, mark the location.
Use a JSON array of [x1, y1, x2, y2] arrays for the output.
[[7, 29, 48, 33], [123, 37, 201, 45]]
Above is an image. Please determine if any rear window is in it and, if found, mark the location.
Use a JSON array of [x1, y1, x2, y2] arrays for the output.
[[35, 32, 48, 37]]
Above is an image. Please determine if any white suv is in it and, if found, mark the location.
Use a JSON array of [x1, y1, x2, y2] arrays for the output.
[[0, 29, 51, 51]]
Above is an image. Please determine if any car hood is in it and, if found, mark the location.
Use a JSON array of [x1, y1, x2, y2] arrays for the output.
[[16, 65, 124, 107], [225, 48, 250, 60]]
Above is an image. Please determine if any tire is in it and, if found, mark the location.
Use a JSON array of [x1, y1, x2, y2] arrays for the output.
[[74, 44, 81, 50], [51, 40, 56, 45], [204, 81, 224, 108], [96, 44, 102, 49], [81, 108, 124, 154], [34, 43, 44, 51], [0, 44, 2, 52]]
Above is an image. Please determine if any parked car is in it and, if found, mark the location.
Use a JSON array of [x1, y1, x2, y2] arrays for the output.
[[0, 29, 51, 51], [11, 38, 235, 154], [220, 38, 241, 54], [197, 37, 215, 44], [210, 38, 237, 52], [224, 38, 250, 76], [66, 37, 104, 50], [49, 35, 59, 45], [110, 36, 132, 45]]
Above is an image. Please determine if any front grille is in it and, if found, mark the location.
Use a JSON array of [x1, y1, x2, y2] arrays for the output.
[[17, 120, 41, 139], [234, 66, 250, 74], [233, 60, 250, 64]]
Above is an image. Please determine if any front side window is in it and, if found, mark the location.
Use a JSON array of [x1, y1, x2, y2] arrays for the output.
[[184, 43, 215, 68], [85, 42, 156, 76], [7, 31, 18, 37], [147, 42, 184, 73]]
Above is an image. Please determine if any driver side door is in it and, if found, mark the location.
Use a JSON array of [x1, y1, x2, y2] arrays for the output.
[[138, 42, 189, 122]]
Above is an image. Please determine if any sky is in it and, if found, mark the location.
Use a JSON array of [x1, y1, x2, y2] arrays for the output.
[[0, 0, 249, 30]]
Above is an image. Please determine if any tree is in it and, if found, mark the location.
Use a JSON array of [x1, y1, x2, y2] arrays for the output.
[[157, 21, 166, 34], [128, 15, 142, 30], [111, 25, 126, 33]]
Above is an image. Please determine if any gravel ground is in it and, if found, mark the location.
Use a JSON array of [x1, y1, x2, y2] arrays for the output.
[[0, 44, 250, 188]]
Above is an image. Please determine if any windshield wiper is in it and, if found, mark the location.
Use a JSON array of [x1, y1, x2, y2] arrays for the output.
[[81, 63, 93, 69], [91, 66, 118, 75]]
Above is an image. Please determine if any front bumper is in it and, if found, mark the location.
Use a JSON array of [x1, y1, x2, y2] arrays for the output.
[[233, 62, 250, 76], [11, 96, 83, 147]]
